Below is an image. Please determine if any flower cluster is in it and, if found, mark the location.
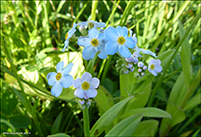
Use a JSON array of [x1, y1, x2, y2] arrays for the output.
[[46, 20, 163, 108]]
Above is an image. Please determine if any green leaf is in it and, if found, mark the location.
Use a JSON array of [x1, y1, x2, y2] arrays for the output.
[[120, 71, 135, 98], [157, 49, 174, 67], [0, 119, 16, 132], [1, 92, 18, 115], [178, 20, 191, 88], [121, 107, 171, 119], [90, 96, 133, 136], [160, 104, 186, 136], [9, 115, 31, 128], [183, 92, 201, 111], [132, 120, 158, 137], [192, 129, 201, 137], [48, 133, 71, 137], [105, 114, 143, 137], [94, 86, 114, 115], [51, 112, 63, 134]]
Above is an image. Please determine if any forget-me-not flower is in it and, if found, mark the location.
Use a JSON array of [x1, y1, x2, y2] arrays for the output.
[[104, 26, 135, 58], [46, 61, 73, 97], [78, 20, 106, 29], [77, 28, 108, 60], [73, 72, 100, 99], [148, 59, 162, 76], [62, 23, 77, 52]]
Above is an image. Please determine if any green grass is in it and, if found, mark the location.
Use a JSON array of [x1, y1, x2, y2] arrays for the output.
[[1, 1, 200, 137]]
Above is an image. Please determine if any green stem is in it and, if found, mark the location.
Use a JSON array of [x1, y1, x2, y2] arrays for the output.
[[147, 11, 201, 107], [83, 106, 90, 137], [91, 1, 98, 21], [101, 55, 113, 84]]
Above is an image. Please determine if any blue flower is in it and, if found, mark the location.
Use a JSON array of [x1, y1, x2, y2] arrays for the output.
[[62, 23, 77, 52], [46, 61, 73, 97], [73, 72, 100, 99], [78, 20, 106, 29], [148, 59, 162, 76], [77, 28, 108, 60], [104, 26, 135, 58]]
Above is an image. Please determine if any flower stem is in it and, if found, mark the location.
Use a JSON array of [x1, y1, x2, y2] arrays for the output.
[[83, 106, 90, 137], [101, 55, 113, 84]]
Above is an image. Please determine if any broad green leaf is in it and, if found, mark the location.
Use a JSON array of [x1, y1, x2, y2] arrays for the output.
[[9, 115, 31, 128], [48, 133, 70, 137], [90, 96, 133, 136], [179, 130, 194, 137], [125, 82, 151, 111], [121, 107, 171, 119], [160, 104, 186, 136], [184, 92, 201, 111], [1, 91, 18, 115], [132, 120, 158, 137], [51, 112, 63, 134], [157, 49, 174, 67], [94, 86, 114, 115], [105, 114, 143, 137], [120, 71, 135, 98], [178, 20, 191, 88]]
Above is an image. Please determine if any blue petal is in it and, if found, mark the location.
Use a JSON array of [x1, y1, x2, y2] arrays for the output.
[[88, 28, 99, 38], [125, 37, 135, 49], [51, 82, 63, 97], [81, 72, 92, 82], [46, 72, 56, 86], [119, 45, 131, 58], [56, 61, 64, 72], [77, 36, 91, 47], [74, 88, 85, 99], [60, 75, 73, 88], [82, 46, 96, 60], [62, 40, 69, 52], [105, 26, 119, 40], [116, 26, 128, 37], [62, 62, 73, 75], [98, 50, 108, 59], [105, 41, 119, 55], [86, 89, 97, 98]]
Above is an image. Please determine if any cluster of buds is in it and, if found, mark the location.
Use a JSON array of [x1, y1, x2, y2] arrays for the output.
[[136, 61, 147, 77], [76, 98, 91, 109]]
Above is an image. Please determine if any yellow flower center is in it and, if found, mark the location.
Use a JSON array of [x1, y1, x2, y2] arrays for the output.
[[82, 82, 90, 90], [91, 38, 99, 47], [118, 36, 126, 45], [56, 73, 62, 81], [150, 64, 155, 70], [65, 33, 68, 39]]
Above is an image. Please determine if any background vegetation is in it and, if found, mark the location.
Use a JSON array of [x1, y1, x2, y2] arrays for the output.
[[1, 0, 200, 137]]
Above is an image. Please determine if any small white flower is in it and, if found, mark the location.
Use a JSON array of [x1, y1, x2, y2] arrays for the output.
[[62, 23, 78, 52], [73, 72, 100, 99], [148, 59, 162, 76], [46, 61, 74, 97]]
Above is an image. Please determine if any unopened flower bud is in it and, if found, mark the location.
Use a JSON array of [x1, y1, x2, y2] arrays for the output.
[[141, 72, 145, 76], [126, 63, 133, 69], [143, 66, 147, 70], [138, 62, 144, 67], [138, 68, 142, 72]]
